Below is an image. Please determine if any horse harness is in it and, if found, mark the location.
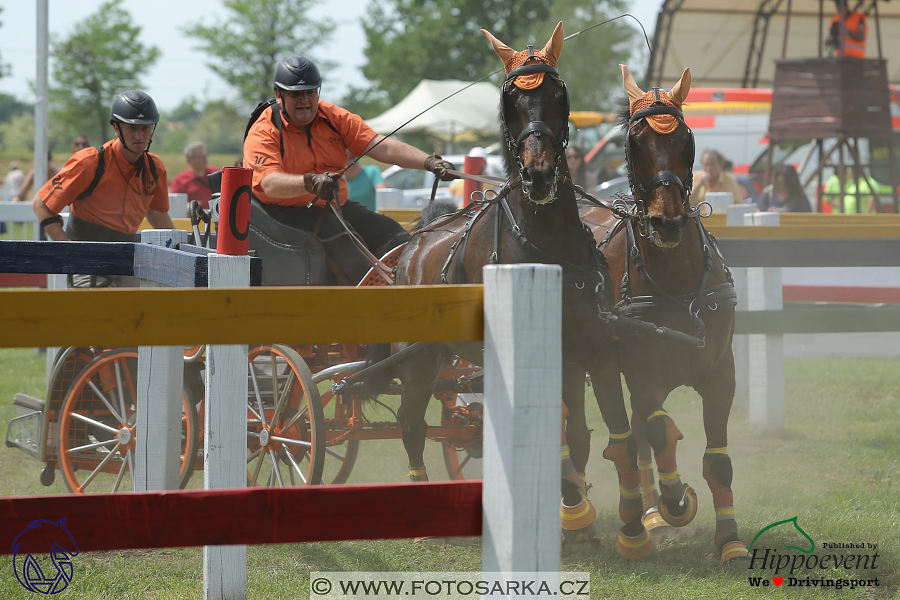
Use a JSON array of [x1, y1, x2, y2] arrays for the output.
[[575, 90, 738, 347], [595, 194, 737, 347], [417, 56, 611, 310]]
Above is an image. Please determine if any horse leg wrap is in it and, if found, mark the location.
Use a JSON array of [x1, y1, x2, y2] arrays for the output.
[[703, 448, 748, 564], [639, 459, 668, 531], [602, 431, 642, 525], [560, 496, 597, 545], [408, 465, 428, 482], [615, 527, 658, 561], [646, 411, 697, 527]]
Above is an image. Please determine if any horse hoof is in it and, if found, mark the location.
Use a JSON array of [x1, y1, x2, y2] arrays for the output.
[[615, 529, 657, 561], [658, 484, 697, 527], [719, 541, 749, 565], [642, 507, 671, 532], [560, 497, 596, 530]]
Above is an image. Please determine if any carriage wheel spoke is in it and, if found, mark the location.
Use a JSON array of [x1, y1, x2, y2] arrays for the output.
[[325, 446, 346, 460], [249, 366, 268, 428], [71, 412, 119, 435], [79, 443, 123, 491], [269, 449, 284, 486], [271, 435, 311, 448], [272, 369, 295, 424], [249, 449, 265, 486], [69, 437, 118, 453], [112, 452, 129, 492], [282, 447, 308, 485], [114, 361, 129, 423], [281, 400, 309, 431], [126, 450, 135, 488], [269, 354, 288, 422], [247, 448, 262, 463], [86, 380, 124, 424]]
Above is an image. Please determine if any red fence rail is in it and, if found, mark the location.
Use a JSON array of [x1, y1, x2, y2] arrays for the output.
[[2, 481, 482, 555]]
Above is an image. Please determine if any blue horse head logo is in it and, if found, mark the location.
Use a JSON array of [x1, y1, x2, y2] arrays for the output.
[[11, 518, 79, 594]]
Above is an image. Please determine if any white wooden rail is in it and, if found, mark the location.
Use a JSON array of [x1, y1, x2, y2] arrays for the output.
[[482, 264, 561, 573]]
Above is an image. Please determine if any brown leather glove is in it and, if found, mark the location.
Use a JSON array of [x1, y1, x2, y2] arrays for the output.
[[424, 153, 456, 182], [304, 172, 340, 201]]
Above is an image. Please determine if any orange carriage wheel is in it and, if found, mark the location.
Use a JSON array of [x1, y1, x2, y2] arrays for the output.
[[246, 345, 325, 486], [57, 348, 200, 493], [318, 387, 360, 484]]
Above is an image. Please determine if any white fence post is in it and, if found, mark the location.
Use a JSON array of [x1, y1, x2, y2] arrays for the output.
[[727, 203, 757, 413], [135, 229, 190, 491], [743, 212, 785, 430], [482, 264, 562, 574], [204, 254, 251, 600]]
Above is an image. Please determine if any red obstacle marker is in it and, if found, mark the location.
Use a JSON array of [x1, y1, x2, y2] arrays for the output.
[[216, 167, 252, 255]]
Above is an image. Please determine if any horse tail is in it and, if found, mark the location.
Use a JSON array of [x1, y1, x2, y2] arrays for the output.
[[359, 343, 396, 402]]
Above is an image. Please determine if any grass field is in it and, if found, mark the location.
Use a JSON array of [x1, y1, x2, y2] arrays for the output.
[[1, 349, 898, 599]]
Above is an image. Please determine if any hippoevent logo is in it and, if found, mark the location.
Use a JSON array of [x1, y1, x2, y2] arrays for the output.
[[11, 518, 79, 594], [746, 516, 880, 591]]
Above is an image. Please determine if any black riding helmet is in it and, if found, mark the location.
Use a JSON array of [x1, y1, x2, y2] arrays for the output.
[[274, 56, 322, 91], [110, 90, 159, 153]]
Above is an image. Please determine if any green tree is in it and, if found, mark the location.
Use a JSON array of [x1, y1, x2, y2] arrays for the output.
[[356, 0, 639, 113], [49, 0, 161, 144], [0, 93, 31, 123], [184, 0, 336, 107], [545, 0, 639, 110], [0, 113, 35, 154], [359, 0, 554, 107]]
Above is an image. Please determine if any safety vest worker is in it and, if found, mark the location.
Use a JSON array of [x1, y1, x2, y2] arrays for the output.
[[829, 4, 867, 58]]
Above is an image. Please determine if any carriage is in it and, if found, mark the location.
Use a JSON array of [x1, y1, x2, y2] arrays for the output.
[[4, 196, 486, 494]]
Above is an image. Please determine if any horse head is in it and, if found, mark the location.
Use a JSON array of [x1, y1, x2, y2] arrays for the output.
[[621, 64, 695, 248], [482, 23, 570, 205]]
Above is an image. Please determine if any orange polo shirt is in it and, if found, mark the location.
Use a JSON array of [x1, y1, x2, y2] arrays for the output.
[[243, 100, 378, 207], [39, 139, 169, 234]]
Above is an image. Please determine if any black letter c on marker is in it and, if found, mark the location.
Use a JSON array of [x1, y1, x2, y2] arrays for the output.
[[229, 184, 251, 241]]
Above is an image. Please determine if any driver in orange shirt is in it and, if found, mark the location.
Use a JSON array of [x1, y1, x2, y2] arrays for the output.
[[244, 56, 455, 285]]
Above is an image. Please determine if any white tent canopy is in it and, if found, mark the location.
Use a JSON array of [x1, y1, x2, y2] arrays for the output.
[[365, 79, 501, 141]]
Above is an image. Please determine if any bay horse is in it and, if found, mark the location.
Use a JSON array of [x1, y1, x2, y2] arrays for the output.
[[369, 22, 628, 544], [578, 65, 748, 564]]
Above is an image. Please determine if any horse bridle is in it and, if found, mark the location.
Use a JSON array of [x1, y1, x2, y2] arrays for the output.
[[624, 90, 697, 227], [499, 50, 571, 201]]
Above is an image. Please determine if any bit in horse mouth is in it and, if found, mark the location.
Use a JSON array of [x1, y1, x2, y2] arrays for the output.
[[651, 228, 680, 249]]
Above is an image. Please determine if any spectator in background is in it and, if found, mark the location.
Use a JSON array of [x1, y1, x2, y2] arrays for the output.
[[171, 141, 218, 209], [758, 163, 812, 212], [824, 166, 889, 213], [5, 161, 25, 201], [826, 0, 867, 58], [566, 145, 598, 191], [692, 149, 743, 205], [12, 150, 61, 203], [344, 150, 386, 211], [12, 135, 88, 204]]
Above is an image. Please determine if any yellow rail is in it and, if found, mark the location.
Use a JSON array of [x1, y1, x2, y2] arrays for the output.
[[0, 285, 484, 348]]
